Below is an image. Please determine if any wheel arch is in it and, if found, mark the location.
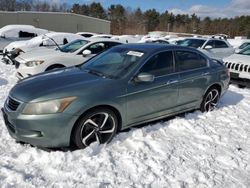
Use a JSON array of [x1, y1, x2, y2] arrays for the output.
[[70, 104, 123, 146], [204, 83, 222, 97]]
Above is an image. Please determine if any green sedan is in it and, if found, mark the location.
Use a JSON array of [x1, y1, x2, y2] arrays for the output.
[[2, 44, 230, 149]]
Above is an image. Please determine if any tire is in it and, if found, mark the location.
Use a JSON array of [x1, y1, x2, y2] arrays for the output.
[[200, 87, 220, 112], [72, 108, 118, 149], [238, 84, 246, 89]]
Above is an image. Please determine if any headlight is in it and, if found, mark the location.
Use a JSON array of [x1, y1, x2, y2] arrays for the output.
[[25, 60, 44, 67], [22, 96, 77, 115]]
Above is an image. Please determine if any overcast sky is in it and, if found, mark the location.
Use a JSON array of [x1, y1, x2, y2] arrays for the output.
[[66, 0, 250, 18]]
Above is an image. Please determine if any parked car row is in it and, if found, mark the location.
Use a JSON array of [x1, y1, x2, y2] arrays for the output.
[[0, 25, 48, 54], [2, 32, 85, 64]]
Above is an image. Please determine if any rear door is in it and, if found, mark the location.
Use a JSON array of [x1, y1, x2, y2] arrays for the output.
[[175, 50, 210, 109]]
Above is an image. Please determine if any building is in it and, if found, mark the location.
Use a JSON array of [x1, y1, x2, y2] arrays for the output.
[[0, 11, 110, 34]]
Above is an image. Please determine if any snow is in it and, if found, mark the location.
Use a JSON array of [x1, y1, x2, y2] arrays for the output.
[[0, 59, 250, 187], [4, 32, 85, 52], [0, 25, 48, 38]]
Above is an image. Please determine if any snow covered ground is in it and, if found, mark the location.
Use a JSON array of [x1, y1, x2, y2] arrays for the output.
[[0, 60, 250, 187]]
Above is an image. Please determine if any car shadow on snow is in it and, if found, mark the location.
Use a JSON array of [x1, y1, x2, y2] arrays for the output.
[[219, 90, 244, 107], [0, 77, 8, 86]]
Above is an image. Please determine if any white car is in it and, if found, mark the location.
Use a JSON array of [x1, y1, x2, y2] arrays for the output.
[[111, 35, 141, 43], [223, 46, 250, 87], [76, 32, 96, 38], [138, 37, 170, 44], [235, 42, 250, 53], [3, 32, 85, 63], [91, 34, 113, 39], [0, 25, 48, 53], [178, 37, 234, 59], [15, 38, 123, 79]]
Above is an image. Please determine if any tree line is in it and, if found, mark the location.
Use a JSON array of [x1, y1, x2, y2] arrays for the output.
[[1, 0, 250, 37]]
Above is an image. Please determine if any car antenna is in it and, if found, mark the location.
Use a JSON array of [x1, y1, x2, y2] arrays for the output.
[[44, 34, 62, 51]]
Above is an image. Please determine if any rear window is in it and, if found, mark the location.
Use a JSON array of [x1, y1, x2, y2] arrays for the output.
[[214, 40, 228, 48], [19, 31, 37, 38]]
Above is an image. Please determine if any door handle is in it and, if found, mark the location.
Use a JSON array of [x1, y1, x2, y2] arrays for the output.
[[166, 80, 179, 85], [202, 72, 209, 76]]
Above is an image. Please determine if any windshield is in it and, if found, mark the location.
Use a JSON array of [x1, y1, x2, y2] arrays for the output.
[[178, 39, 206, 48], [81, 48, 145, 78], [27, 35, 56, 46], [238, 46, 250, 55], [60, 39, 89, 53], [239, 42, 250, 49]]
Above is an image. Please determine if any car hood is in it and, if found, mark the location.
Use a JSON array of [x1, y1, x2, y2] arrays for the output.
[[10, 67, 106, 102], [223, 54, 250, 63], [5, 40, 27, 51], [16, 48, 61, 62]]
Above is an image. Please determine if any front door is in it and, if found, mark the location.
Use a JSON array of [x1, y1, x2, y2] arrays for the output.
[[126, 50, 179, 125]]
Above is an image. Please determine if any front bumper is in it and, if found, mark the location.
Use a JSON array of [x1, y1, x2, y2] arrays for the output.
[[1, 107, 79, 148], [230, 78, 250, 87], [1, 54, 16, 65], [230, 72, 250, 87]]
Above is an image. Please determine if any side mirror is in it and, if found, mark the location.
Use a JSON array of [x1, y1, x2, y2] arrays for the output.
[[135, 73, 154, 83], [82, 49, 92, 57], [204, 45, 213, 50], [0, 34, 6, 38]]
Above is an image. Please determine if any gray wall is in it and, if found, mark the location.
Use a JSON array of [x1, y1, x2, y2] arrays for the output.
[[0, 11, 110, 34]]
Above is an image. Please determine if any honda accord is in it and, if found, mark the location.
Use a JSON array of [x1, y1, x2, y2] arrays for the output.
[[2, 44, 230, 149]]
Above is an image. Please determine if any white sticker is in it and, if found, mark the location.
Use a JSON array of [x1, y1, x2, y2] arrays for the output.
[[127, 51, 144, 57]]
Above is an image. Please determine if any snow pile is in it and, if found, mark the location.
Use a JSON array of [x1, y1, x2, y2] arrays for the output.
[[4, 32, 85, 52], [0, 61, 250, 187], [0, 25, 48, 38]]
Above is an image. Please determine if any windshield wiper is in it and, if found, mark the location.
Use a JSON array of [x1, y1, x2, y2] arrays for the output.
[[44, 34, 62, 52], [85, 69, 115, 79]]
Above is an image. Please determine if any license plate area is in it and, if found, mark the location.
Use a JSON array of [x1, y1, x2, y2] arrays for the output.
[[230, 72, 239, 79]]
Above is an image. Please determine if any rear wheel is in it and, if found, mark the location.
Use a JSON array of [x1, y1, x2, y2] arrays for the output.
[[200, 87, 220, 112], [72, 108, 118, 149]]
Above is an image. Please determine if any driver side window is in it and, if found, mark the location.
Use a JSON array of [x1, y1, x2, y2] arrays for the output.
[[140, 51, 174, 77]]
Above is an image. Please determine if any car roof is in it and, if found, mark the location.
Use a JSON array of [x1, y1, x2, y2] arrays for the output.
[[113, 43, 202, 53], [86, 37, 124, 43]]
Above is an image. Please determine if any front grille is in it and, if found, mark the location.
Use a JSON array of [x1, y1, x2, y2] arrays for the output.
[[1, 108, 16, 133], [224, 62, 250, 73], [6, 97, 20, 111]]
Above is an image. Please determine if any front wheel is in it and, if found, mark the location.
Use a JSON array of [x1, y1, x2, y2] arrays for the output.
[[200, 87, 220, 112], [72, 108, 118, 149]]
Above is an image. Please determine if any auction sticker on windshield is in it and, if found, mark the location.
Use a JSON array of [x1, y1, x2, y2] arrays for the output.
[[127, 51, 144, 57]]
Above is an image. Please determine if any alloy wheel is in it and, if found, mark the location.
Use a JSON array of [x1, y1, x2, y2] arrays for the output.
[[80, 112, 116, 147], [204, 89, 219, 111]]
